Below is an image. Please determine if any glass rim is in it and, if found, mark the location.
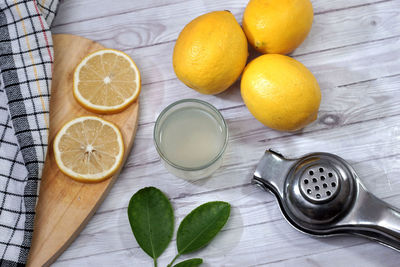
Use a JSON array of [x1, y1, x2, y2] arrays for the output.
[[153, 98, 228, 172]]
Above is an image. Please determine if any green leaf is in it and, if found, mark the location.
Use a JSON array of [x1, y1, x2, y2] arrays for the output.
[[173, 258, 203, 267], [127, 187, 174, 259], [177, 201, 230, 254]]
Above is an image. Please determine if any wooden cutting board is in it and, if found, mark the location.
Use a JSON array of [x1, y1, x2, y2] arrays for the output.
[[26, 34, 139, 267]]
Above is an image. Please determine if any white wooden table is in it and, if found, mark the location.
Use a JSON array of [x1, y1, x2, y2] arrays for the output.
[[50, 0, 400, 266]]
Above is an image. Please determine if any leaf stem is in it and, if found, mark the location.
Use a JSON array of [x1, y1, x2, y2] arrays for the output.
[[167, 253, 180, 267], [154, 258, 158, 267]]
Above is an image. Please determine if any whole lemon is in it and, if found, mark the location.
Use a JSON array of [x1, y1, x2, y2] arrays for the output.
[[173, 11, 248, 95], [242, 0, 313, 54], [241, 54, 321, 131]]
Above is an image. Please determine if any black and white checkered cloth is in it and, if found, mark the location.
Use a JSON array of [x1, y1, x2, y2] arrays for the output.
[[0, 0, 58, 265]]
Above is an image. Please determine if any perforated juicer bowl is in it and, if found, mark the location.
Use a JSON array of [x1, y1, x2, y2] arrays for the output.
[[253, 149, 400, 251]]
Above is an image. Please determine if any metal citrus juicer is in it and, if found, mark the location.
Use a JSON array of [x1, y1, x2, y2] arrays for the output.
[[252, 149, 400, 250]]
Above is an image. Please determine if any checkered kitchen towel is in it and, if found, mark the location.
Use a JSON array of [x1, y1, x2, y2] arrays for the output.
[[0, 0, 58, 265]]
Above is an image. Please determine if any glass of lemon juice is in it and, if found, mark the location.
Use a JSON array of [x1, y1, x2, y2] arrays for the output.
[[154, 99, 228, 179]]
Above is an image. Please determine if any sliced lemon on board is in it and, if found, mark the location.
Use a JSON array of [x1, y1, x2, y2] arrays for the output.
[[53, 116, 124, 182], [73, 49, 141, 114]]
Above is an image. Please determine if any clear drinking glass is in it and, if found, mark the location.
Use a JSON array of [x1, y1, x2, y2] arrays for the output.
[[153, 99, 228, 180]]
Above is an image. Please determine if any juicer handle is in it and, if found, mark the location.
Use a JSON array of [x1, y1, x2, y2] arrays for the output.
[[253, 149, 296, 198], [348, 189, 400, 251]]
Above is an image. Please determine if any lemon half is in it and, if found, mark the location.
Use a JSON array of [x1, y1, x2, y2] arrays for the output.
[[53, 116, 124, 182], [73, 49, 141, 114]]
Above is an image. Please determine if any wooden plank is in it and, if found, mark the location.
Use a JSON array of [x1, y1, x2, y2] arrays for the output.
[[52, 0, 388, 26], [264, 242, 399, 267], [52, 0, 186, 25], [295, 0, 400, 56], [53, 237, 394, 266], [51, 0, 400, 57]]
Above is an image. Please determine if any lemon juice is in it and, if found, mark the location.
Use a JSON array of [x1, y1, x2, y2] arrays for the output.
[[154, 99, 228, 179]]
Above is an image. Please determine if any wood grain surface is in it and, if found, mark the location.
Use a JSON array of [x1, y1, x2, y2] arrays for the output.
[[26, 34, 139, 267], [49, 0, 400, 266]]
